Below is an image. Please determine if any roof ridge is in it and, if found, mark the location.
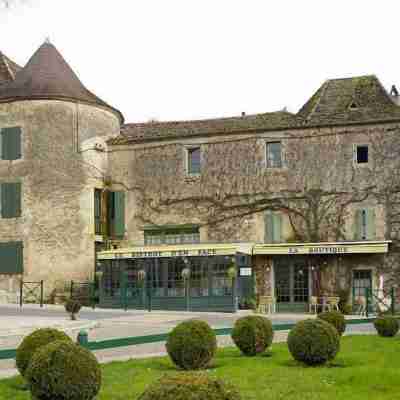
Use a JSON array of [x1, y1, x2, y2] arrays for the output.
[[123, 110, 293, 127]]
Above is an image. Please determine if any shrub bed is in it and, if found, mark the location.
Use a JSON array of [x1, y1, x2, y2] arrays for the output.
[[16, 328, 72, 377], [374, 316, 399, 337], [166, 319, 217, 370], [318, 311, 346, 336], [138, 372, 241, 400], [231, 315, 273, 356], [26, 340, 101, 400], [287, 319, 340, 365]]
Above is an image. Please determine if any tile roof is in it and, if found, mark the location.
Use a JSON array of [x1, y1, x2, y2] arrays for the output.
[[0, 51, 21, 84], [111, 75, 400, 145], [0, 42, 124, 122], [298, 75, 400, 126], [111, 111, 301, 144]]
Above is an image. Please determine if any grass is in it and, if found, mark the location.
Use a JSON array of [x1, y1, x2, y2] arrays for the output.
[[0, 335, 399, 399]]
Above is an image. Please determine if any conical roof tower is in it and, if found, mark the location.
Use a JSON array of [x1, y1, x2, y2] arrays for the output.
[[0, 42, 123, 122]]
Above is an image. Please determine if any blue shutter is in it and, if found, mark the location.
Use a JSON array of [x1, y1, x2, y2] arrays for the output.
[[366, 209, 376, 240], [1, 127, 21, 160], [0, 242, 23, 274], [1, 182, 21, 218], [354, 209, 362, 240], [272, 213, 282, 243]]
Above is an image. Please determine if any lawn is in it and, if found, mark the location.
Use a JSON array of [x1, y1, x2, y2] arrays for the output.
[[0, 335, 399, 399]]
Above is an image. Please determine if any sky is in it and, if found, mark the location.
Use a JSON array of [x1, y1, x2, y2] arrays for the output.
[[0, 1, 399, 124]]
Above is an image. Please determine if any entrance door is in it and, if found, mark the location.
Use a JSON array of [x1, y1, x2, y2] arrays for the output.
[[275, 259, 309, 312], [352, 269, 372, 305]]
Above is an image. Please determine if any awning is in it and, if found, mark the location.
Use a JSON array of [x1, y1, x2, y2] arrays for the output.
[[97, 242, 253, 260], [253, 241, 391, 255]]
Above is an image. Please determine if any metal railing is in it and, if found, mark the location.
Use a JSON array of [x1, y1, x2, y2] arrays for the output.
[[19, 280, 44, 308]]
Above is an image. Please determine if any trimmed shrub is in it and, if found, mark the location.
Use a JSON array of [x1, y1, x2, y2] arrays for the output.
[[166, 319, 217, 370], [287, 319, 340, 366], [374, 316, 399, 337], [138, 372, 241, 400], [16, 328, 72, 377], [231, 315, 273, 356], [26, 340, 101, 400], [318, 311, 346, 336], [65, 299, 82, 320]]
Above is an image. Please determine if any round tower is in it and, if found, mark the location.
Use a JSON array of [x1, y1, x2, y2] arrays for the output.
[[0, 42, 123, 301]]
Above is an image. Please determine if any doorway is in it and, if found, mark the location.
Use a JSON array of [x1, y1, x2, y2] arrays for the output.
[[274, 258, 310, 312]]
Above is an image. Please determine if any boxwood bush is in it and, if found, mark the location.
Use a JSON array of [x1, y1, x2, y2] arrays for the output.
[[166, 319, 217, 370], [138, 372, 241, 400], [287, 319, 340, 365], [26, 340, 101, 400], [318, 311, 346, 336], [231, 315, 273, 356], [16, 328, 72, 377], [374, 316, 399, 337]]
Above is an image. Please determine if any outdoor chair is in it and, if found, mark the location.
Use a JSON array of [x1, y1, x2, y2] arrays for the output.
[[309, 296, 328, 313], [257, 296, 276, 314], [355, 296, 367, 316], [327, 296, 340, 311]]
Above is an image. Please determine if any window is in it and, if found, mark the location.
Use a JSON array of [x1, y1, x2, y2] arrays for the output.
[[353, 270, 372, 299], [0, 182, 21, 218], [266, 142, 282, 168], [355, 145, 369, 164], [144, 226, 200, 245], [167, 259, 185, 297], [0, 242, 23, 274], [107, 191, 125, 238], [1, 127, 22, 160], [354, 208, 375, 240], [190, 258, 209, 297], [187, 147, 201, 175], [212, 261, 233, 296], [265, 212, 282, 243]]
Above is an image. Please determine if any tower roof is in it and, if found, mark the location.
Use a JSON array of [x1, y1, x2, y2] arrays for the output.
[[0, 42, 123, 122], [0, 51, 21, 83]]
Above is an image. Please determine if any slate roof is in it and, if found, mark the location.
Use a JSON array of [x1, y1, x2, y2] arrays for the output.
[[298, 75, 400, 126], [112, 111, 301, 144], [0, 42, 123, 122], [110, 75, 400, 145], [0, 51, 21, 83]]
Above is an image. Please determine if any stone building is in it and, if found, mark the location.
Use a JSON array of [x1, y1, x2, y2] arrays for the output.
[[1, 42, 399, 312]]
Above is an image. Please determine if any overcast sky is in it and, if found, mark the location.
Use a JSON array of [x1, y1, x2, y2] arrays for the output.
[[1, 1, 399, 123]]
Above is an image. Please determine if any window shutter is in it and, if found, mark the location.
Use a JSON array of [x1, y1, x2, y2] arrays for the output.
[[354, 209, 362, 240], [0, 242, 23, 274], [265, 213, 273, 243], [1, 182, 21, 218], [366, 208, 376, 240], [1, 127, 21, 161], [272, 213, 282, 243], [113, 191, 125, 238]]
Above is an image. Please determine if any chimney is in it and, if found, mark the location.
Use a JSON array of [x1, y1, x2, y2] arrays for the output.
[[390, 85, 400, 105]]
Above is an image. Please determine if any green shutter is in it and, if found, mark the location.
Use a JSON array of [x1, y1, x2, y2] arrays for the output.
[[113, 191, 125, 238], [1, 127, 21, 160], [354, 209, 362, 240], [366, 208, 376, 240], [265, 213, 273, 243], [272, 213, 282, 243], [0, 242, 23, 274], [1, 182, 21, 218]]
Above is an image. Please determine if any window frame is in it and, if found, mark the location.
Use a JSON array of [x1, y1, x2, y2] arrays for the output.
[[0, 181, 22, 219], [265, 141, 283, 169], [144, 226, 200, 245], [185, 145, 202, 176]]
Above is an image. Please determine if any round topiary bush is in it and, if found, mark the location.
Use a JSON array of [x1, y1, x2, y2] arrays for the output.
[[166, 319, 217, 370], [16, 328, 72, 377], [374, 316, 399, 337], [26, 340, 101, 400], [318, 311, 346, 336], [231, 315, 273, 356], [138, 372, 241, 400], [287, 319, 340, 366]]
